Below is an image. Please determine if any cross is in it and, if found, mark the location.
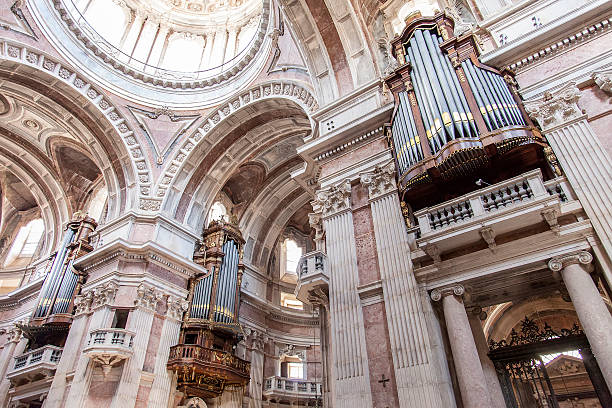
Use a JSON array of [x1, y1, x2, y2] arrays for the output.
[[378, 374, 390, 388]]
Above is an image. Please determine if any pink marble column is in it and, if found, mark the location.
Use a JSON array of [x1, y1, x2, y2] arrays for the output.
[[431, 285, 491, 408], [549, 251, 612, 390]]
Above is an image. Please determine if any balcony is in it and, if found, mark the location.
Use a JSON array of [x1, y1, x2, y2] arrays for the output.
[[295, 251, 328, 305], [83, 328, 135, 362], [263, 376, 322, 404], [413, 170, 574, 257], [7, 345, 62, 382], [167, 344, 250, 398]]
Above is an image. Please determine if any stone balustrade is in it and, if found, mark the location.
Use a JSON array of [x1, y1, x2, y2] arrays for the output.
[[7, 345, 63, 381], [82, 328, 135, 361], [263, 376, 322, 401], [414, 170, 574, 255], [295, 251, 329, 304]]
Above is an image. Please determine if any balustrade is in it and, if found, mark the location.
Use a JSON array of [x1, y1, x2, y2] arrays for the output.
[[263, 376, 322, 397], [295, 251, 328, 304], [8, 345, 62, 379], [83, 328, 135, 360]]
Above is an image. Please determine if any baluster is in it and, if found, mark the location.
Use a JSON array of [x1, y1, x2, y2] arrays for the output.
[[523, 180, 532, 199], [510, 183, 520, 203]]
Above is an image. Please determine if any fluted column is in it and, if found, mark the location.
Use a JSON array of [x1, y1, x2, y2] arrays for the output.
[[360, 161, 445, 407], [199, 30, 215, 71], [245, 329, 265, 408], [211, 28, 228, 67], [46, 292, 95, 408], [431, 285, 491, 408], [65, 282, 118, 407], [147, 23, 170, 68], [308, 290, 331, 408], [549, 251, 612, 390], [526, 83, 612, 288], [0, 326, 27, 407], [146, 295, 188, 408], [467, 309, 506, 408], [110, 284, 160, 408], [312, 180, 372, 408]]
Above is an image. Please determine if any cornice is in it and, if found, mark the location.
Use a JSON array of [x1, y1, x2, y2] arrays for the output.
[[72, 238, 206, 279], [241, 292, 319, 327], [0, 278, 42, 309]]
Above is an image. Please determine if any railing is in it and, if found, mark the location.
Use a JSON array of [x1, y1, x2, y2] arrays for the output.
[[8, 345, 62, 377], [264, 376, 322, 397], [297, 251, 327, 279], [415, 169, 569, 235], [168, 344, 250, 373], [83, 328, 135, 359], [295, 251, 328, 304]]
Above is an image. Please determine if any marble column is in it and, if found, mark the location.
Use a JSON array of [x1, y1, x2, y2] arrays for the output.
[[549, 251, 612, 390], [0, 326, 27, 407], [431, 285, 491, 408], [467, 309, 506, 408], [199, 30, 215, 71], [359, 161, 448, 407], [245, 329, 265, 408], [110, 284, 160, 408], [312, 180, 373, 408], [147, 23, 170, 68], [526, 83, 612, 288], [65, 281, 118, 407], [211, 28, 228, 68], [45, 292, 94, 408], [308, 289, 331, 408], [146, 295, 188, 408]]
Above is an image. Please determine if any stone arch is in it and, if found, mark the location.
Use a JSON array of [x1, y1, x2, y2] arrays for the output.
[[0, 41, 151, 215], [159, 80, 315, 224]]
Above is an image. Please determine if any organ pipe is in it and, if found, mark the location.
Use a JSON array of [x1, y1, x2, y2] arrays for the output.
[[385, 13, 543, 202]]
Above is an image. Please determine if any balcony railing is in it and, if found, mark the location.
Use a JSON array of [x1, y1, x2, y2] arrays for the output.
[[295, 251, 328, 304], [83, 328, 135, 360], [263, 376, 322, 399], [168, 344, 250, 373], [7, 345, 62, 380], [413, 170, 572, 254]]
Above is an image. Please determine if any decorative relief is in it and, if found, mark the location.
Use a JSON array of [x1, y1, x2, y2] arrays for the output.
[[592, 69, 612, 95], [73, 291, 93, 315], [359, 160, 396, 200], [308, 212, 324, 251], [430, 283, 465, 301], [524, 82, 583, 131], [548, 251, 593, 272], [135, 283, 163, 311], [166, 296, 189, 320], [7, 325, 23, 343], [311, 179, 351, 217], [244, 328, 266, 352], [90, 281, 119, 309]]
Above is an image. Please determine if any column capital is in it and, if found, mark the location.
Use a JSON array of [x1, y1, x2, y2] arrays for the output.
[[592, 69, 612, 95], [73, 291, 93, 316], [430, 284, 465, 302], [312, 179, 351, 218], [524, 82, 584, 131], [90, 281, 119, 310], [359, 160, 396, 200], [6, 325, 23, 344], [548, 251, 593, 272], [134, 283, 163, 311], [166, 295, 189, 321], [244, 327, 267, 352]]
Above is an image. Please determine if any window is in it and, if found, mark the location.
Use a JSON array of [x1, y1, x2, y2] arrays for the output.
[[87, 185, 108, 222], [162, 34, 205, 72], [281, 292, 303, 310], [111, 309, 130, 329], [285, 239, 302, 275], [83, 0, 128, 46], [287, 362, 304, 379], [208, 202, 228, 223], [4, 219, 44, 266]]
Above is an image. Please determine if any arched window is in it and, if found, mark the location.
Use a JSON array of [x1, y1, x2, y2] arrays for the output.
[[208, 202, 228, 223], [285, 239, 302, 275], [4, 219, 44, 266], [162, 34, 205, 72], [83, 0, 128, 46]]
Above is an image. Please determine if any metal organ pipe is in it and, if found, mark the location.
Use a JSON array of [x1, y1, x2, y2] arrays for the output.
[[399, 93, 423, 164]]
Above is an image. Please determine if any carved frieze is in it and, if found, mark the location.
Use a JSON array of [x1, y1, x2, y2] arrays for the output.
[[311, 179, 351, 218], [359, 161, 396, 200], [524, 83, 584, 131]]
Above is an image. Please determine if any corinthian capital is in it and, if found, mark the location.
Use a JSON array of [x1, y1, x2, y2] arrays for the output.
[[312, 179, 351, 217], [548, 251, 593, 272], [135, 284, 163, 311], [359, 160, 396, 200], [524, 82, 584, 131], [90, 281, 119, 309], [166, 296, 189, 321], [592, 69, 612, 95]]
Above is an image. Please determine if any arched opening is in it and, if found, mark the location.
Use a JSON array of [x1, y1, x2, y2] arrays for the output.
[[208, 201, 228, 224], [3, 218, 44, 268]]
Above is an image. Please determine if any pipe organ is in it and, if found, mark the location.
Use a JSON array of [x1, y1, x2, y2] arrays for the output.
[[168, 219, 250, 401], [32, 213, 97, 325], [386, 13, 549, 211]]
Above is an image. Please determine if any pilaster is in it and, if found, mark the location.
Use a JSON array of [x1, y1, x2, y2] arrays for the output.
[[360, 161, 447, 407], [0, 326, 26, 407], [525, 82, 612, 289], [244, 328, 266, 408]]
